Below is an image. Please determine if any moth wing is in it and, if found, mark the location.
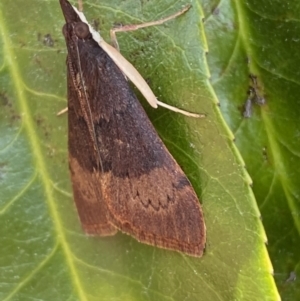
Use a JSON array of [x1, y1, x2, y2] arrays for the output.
[[67, 64, 117, 236]]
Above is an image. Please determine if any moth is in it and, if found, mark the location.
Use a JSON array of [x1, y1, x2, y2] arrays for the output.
[[60, 0, 206, 257]]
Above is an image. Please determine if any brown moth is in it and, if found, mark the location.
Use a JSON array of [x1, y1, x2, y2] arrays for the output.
[[60, 0, 206, 256]]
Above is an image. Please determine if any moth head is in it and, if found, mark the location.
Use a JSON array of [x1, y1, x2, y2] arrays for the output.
[[62, 21, 92, 42], [74, 22, 91, 39]]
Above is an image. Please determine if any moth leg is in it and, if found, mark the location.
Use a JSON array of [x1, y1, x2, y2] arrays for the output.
[[57, 107, 68, 116], [156, 101, 205, 118], [57, 101, 205, 118], [110, 5, 191, 51]]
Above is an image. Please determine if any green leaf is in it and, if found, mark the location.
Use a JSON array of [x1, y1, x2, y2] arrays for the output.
[[0, 0, 280, 300]]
